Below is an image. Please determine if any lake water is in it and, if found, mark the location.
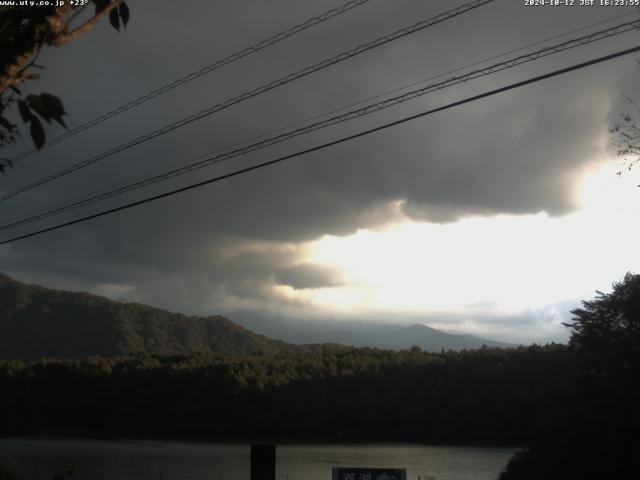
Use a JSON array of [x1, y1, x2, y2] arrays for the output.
[[0, 438, 517, 480]]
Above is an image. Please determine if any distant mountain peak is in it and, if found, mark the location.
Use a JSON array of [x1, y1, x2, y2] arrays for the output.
[[406, 323, 437, 331], [231, 313, 514, 351]]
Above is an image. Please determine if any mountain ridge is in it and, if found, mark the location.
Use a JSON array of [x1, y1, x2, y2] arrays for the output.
[[0, 273, 290, 359], [0, 273, 513, 360], [230, 311, 515, 351]]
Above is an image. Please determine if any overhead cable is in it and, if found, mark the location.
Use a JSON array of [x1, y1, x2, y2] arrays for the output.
[[1, 43, 638, 246], [7, 0, 376, 164], [0, 0, 496, 203], [2, 18, 637, 230]]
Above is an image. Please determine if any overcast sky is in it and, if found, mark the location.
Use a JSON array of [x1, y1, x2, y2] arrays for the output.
[[1, 0, 639, 343]]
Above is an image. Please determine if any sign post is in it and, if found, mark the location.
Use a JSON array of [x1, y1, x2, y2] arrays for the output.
[[332, 467, 407, 480], [250, 444, 276, 480]]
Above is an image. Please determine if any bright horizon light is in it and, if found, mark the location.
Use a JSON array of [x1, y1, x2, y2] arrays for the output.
[[275, 159, 640, 330]]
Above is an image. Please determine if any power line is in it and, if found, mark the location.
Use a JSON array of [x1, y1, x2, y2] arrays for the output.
[[5, 10, 632, 229], [0, 0, 496, 204], [1, 43, 637, 246], [3, 18, 637, 230], [8, 0, 375, 164]]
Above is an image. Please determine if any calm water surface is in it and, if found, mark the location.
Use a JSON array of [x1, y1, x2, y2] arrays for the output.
[[0, 438, 516, 480]]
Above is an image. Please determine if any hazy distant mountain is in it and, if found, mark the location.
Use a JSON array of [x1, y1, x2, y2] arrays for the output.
[[231, 312, 514, 351], [0, 272, 512, 360], [0, 273, 290, 360]]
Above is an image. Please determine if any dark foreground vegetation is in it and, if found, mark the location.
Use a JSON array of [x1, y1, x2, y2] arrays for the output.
[[0, 343, 572, 444], [499, 273, 640, 479]]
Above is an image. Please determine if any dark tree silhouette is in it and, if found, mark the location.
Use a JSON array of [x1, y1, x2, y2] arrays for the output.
[[500, 273, 640, 480], [0, 0, 129, 172], [0, 344, 574, 442], [567, 272, 640, 388]]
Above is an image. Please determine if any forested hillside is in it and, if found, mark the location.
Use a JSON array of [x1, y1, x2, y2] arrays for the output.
[[0, 273, 288, 359], [0, 344, 574, 443]]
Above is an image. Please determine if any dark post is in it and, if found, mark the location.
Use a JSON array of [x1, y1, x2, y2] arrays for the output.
[[250, 444, 276, 480]]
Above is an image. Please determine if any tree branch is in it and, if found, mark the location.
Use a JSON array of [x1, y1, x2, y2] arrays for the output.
[[0, 46, 41, 94], [50, 0, 123, 47], [67, 3, 90, 28], [0, 1, 123, 95]]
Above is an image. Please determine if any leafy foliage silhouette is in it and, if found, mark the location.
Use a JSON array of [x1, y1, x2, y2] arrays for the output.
[[0, 1, 129, 173]]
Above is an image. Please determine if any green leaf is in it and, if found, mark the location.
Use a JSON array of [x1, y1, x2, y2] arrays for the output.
[[17, 100, 32, 123], [39, 93, 65, 116], [109, 7, 120, 31], [40, 93, 67, 128], [26, 94, 52, 123], [119, 2, 129, 27], [30, 116, 45, 150]]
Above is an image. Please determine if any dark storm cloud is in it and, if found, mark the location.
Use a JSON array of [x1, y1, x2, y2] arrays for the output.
[[274, 263, 343, 289], [0, 0, 638, 333]]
